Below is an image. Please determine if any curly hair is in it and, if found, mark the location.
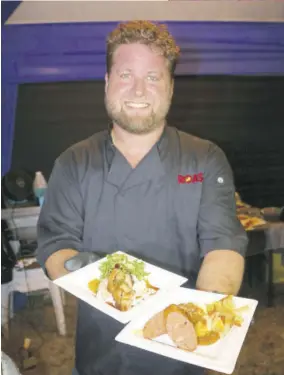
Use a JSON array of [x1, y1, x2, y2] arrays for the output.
[[106, 21, 180, 77]]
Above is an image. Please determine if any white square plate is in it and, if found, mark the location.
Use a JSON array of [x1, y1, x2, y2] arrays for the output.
[[53, 251, 188, 324], [115, 287, 258, 374]]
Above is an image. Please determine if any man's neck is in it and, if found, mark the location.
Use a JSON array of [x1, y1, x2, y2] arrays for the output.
[[111, 123, 165, 162]]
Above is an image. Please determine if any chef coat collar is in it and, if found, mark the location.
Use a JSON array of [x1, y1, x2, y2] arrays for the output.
[[103, 123, 170, 190]]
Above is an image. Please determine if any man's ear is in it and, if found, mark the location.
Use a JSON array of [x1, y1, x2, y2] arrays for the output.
[[105, 73, 109, 93]]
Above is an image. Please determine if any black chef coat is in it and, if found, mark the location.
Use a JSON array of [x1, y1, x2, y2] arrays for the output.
[[37, 126, 248, 375]]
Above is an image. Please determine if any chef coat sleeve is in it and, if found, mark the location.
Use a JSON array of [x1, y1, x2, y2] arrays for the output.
[[36, 156, 84, 270], [197, 142, 248, 258]]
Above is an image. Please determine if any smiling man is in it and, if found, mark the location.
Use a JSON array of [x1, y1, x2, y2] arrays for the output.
[[104, 43, 173, 137], [37, 21, 248, 375]]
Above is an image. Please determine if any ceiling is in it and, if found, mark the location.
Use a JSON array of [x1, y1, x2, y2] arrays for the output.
[[4, 0, 284, 25]]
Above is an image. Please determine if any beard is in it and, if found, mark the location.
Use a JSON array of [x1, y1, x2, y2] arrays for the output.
[[104, 95, 172, 135]]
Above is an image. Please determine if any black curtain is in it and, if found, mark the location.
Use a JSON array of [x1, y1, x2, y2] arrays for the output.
[[11, 76, 284, 207]]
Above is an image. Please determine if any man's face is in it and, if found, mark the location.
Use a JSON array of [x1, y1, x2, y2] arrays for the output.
[[105, 43, 174, 135]]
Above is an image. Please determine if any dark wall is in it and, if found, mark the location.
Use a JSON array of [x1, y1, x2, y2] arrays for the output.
[[12, 80, 108, 179], [11, 76, 284, 208], [168, 76, 284, 208]]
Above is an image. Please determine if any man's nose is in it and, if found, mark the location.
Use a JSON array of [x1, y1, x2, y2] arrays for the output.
[[133, 78, 145, 97]]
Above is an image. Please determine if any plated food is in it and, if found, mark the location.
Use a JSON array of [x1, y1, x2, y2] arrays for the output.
[[238, 214, 267, 231], [115, 288, 258, 373], [54, 251, 188, 323], [87, 253, 159, 311], [142, 295, 249, 352]]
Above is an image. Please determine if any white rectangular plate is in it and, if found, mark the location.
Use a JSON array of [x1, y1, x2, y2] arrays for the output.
[[53, 251, 188, 324], [115, 287, 258, 374]]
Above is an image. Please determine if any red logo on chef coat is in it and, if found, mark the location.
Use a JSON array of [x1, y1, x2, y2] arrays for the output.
[[178, 173, 204, 184]]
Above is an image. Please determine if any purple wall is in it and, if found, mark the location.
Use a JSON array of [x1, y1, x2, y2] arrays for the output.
[[2, 21, 284, 175]]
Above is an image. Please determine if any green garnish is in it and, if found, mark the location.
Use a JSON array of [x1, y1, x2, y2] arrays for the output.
[[99, 253, 150, 281]]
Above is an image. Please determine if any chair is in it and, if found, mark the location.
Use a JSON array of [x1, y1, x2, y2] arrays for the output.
[[1, 257, 66, 337], [1, 351, 22, 375]]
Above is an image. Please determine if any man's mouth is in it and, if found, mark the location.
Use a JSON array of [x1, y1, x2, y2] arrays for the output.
[[125, 101, 150, 109]]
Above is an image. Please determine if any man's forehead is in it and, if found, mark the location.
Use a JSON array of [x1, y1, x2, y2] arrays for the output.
[[114, 44, 165, 62]]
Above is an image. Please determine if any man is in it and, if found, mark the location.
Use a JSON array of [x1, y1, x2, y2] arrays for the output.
[[37, 21, 248, 375]]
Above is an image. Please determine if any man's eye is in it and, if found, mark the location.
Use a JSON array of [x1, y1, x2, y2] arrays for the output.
[[147, 76, 159, 82], [121, 73, 131, 79]]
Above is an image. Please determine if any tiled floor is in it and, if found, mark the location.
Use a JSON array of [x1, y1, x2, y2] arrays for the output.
[[2, 285, 284, 375]]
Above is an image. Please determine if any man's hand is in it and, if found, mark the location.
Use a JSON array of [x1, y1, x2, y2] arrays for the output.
[[196, 249, 245, 295], [45, 249, 100, 280]]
